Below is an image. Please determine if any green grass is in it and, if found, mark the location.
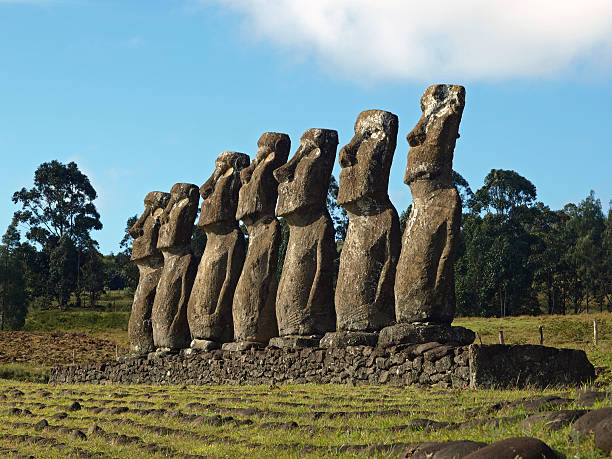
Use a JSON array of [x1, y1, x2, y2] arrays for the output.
[[23, 309, 129, 332], [0, 364, 49, 383], [0, 380, 609, 457]]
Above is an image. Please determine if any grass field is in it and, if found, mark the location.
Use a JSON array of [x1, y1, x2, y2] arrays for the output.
[[0, 295, 610, 456], [0, 380, 610, 457]]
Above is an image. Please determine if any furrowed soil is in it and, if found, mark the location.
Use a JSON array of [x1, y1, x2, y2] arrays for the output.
[[0, 331, 127, 368], [0, 381, 610, 458]]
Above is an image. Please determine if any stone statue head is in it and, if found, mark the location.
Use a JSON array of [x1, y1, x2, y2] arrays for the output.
[[274, 128, 338, 218], [198, 151, 250, 229], [236, 132, 291, 224], [156, 183, 200, 250], [130, 191, 171, 262], [338, 110, 398, 206], [404, 84, 465, 186]]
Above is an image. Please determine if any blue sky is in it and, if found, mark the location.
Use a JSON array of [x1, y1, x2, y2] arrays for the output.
[[1, 0, 611, 254]]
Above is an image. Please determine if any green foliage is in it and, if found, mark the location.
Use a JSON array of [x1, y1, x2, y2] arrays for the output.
[[12, 160, 102, 248], [456, 169, 540, 317], [0, 364, 49, 382], [0, 221, 28, 330], [48, 236, 78, 309], [9, 160, 103, 310], [80, 246, 106, 306], [119, 215, 137, 256], [472, 169, 536, 216]]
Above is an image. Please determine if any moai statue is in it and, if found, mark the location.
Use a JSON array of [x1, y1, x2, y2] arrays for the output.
[[321, 110, 401, 348], [128, 191, 171, 354], [379, 84, 474, 347], [151, 183, 199, 350], [187, 151, 249, 350], [223, 134, 291, 351], [269, 129, 338, 349]]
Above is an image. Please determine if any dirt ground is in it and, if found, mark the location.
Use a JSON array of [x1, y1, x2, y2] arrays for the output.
[[0, 331, 128, 367]]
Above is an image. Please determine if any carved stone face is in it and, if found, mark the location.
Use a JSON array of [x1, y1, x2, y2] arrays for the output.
[[338, 110, 398, 206], [198, 151, 250, 229], [157, 183, 200, 250], [274, 129, 338, 218], [236, 133, 290, 223], [404, 84, 465, 186], [130, 191, 171, 262]]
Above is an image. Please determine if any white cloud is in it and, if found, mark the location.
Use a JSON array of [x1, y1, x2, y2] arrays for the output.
[[203, 0, 612, 81]]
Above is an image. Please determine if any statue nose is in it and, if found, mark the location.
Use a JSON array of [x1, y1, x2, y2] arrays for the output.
[[274, 158, 297, 184], [200, 179, 215, 199]]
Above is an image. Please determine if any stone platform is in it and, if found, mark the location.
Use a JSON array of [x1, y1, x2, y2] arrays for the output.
[[49, 343, 595, 389]]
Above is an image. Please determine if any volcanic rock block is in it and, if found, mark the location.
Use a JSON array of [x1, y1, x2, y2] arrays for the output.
[[272, 128, 338, 345], [228, 133, 290, 349], [594, 415, 612, 454], [128, 191, 170, 354], [188, 151, 249, 345], [462, 437, 556, 459], [378, 322, 474, 347], [395, 84, 465, 325], [151, 183, 199, 350], [469, 344, 595, 389], [334, 110, 401, 334]]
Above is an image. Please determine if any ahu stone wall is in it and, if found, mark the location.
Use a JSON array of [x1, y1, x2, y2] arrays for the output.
[[49, 343, 595, 389]]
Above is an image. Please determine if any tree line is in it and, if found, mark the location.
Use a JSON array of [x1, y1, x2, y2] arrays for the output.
[[1, 160, 610, 330]]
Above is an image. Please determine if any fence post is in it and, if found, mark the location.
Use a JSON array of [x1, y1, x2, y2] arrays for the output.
[[498, 330, 504, 345], [594, 320, 598, 346], [539, 325, 544, 345]]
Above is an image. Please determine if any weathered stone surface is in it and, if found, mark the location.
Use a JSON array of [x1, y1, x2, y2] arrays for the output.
[[571, 407, 612, 435], [378, 323, 474, 347], [575, 389, 611, 407], [335, 110, 401, 332], [190, 339, 220, 351], [395, 85, 465, 325], [221, 341, 266, 352], [231, 133, 290, 345], [462, 437, 556, 459], [188, 152, 250, 344], [520, 410, 587, 431], [469, 344, 595, 389], [274, 129, 338, 337], [128, 191, 170, 353], [268, 335, 322, 349], [400, 441, 486, 459], [152, 183, 199, 350], [594, 415, 612, 454], [320, 331, 378, 348]]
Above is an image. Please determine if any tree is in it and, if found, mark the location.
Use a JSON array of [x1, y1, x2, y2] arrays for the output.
[[48, 236, 78, 309], [0, 221, 28, 329], [119, 215, 138, 257], [12, 160, 102, 248], [471, 169, 536, 216], [12, 161, 103, 308], [80, 245, 106, 306], [564, 191, 606, 313], [453, 170, 474, 212], [456, 170, 538, 318]]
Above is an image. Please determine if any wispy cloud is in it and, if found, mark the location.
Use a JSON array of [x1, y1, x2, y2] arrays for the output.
[[201, 0, 612, 82], [125, 36, 145, 49]]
